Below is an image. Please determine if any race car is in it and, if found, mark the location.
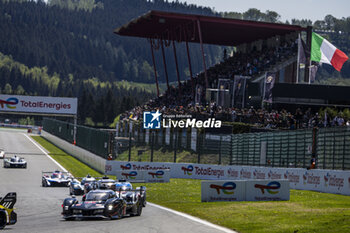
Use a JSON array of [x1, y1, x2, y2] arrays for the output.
[[3, 155, 27, 168], [42, 170, 72, 187], [0, 192, 17, 229], [0, 149, 5, 159], [61, 189, 143, 220], [114, 180, 147, 207], [96, 176, 116, 190], [69, 175, 98, 195]]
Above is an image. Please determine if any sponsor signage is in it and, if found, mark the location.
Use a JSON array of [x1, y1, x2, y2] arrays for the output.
[[115, 170, 142, 181], [114, 169, 170, 183], [144, 170, 171, 183], [245, 180, 290, 201], [105, 161, 350, 196], [0, 94, 77, 115], [201, 180, 245, 202], [202, 180, 289, 202]]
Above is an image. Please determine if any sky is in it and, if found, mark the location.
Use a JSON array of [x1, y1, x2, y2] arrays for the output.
[[174, 0, 350, 22]]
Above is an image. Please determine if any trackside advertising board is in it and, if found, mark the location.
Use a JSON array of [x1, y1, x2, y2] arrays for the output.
[[201, 180, 289, 202], [245, 180, 290, 201], [105, 161, 350, 195], [114, 170, 170, 183], [0, 94, 77, 115], [201, 180, 245, 202]]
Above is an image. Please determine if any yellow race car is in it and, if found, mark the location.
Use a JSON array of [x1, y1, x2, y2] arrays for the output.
[[0, 192, 17, 229]]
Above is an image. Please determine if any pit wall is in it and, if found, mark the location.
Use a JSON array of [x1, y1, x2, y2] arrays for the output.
[[42, 131, 106, 173], [105, 160, 350, 196]]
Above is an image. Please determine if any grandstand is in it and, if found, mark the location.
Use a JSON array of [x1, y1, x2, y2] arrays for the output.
[[114, 11, 350, 129]]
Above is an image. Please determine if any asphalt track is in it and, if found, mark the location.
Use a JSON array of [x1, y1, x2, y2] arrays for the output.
[[0, 129, 234, 233]]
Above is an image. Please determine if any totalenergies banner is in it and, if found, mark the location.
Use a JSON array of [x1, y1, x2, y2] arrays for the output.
[[201, 180, 290, 202], [114, 170, 170, 183], [0, 94, 77, 115], [105, 160, 350, 196]]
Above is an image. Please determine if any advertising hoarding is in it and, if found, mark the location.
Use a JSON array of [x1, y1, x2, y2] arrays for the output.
[[245, 180, 290, 201], [114, 169, 170, 183], [0, 94, 77, 115], [105, 160, 350, 195], [201, 180, 245, 202]]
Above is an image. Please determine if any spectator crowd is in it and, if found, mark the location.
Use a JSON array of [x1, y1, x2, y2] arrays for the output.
[[120, 38, 350, 130]]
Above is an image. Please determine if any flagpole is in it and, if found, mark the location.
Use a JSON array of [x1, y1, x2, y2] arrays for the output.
[[296, 32, 301, 84], [308, 60, 312, 84], [261, 72, 267, 109]]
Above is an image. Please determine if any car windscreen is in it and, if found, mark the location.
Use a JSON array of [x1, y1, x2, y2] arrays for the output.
[[82, 180, 94, 185], [51, 173, 64, 179], [85, 192, 110, 201]]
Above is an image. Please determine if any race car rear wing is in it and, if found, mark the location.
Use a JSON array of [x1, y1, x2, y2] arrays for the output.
[[0, 192, 16, 209], [42, 171, 71, 175], [42, 171, 72, 178]]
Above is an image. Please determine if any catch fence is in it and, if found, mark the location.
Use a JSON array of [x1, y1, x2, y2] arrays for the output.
[[42, 118, 350, 170]]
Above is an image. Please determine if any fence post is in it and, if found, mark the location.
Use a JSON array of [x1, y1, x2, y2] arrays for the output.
[[174, 129, 177, 163], [128, 132, 132, 162], [229, 135, 233, 165], [343, 129, 346, 170], [197, 133, 201, 164], [218, 135, 222, 165], [150, 130, 154, 162]]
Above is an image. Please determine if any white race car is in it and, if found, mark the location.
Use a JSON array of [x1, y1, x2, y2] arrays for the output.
[[3, 155, 27, 168], [42, 171, 72, 187]]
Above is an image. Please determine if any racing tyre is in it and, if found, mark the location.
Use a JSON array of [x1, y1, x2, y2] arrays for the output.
[[42, 180, 47, 187], [135, 203, 142, 216], [0, 210, 7, 229]]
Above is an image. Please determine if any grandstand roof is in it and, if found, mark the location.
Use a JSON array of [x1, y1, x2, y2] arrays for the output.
[[115, 10, 307, 46]]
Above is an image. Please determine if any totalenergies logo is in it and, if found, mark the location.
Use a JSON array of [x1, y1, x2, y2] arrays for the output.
[[120, 163, 132, 170], [210, 182, 236, 195], [0, 97, 18, 109], [122, 171, 137, 179], [254, 181, 281, 194], [148, 170, 164, 178], [181, 165, 193, 175]]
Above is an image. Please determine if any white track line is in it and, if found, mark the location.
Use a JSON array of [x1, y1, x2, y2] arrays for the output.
[[24, 133, 236, 232], [23, 133, 68, 172], [148, 203, 237, 233]]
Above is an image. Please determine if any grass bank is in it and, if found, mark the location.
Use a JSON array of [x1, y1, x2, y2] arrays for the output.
[[32, 136, 350, 233]]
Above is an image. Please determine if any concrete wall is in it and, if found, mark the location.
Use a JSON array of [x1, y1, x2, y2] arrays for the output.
[[42, 131, 106, 174]]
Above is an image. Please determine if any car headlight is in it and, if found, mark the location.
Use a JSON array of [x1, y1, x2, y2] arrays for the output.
[[107, 205, 113, 211]]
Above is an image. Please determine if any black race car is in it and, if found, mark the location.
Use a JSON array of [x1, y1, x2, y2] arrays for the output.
[[62, 189, 144, 220], [69, 175, 98, 195]]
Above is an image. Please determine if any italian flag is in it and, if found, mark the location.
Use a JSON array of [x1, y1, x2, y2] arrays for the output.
[[311, 32, 348, 71]]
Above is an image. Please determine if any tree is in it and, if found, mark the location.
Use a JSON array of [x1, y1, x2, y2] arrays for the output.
[[3, 83, 13, 94]]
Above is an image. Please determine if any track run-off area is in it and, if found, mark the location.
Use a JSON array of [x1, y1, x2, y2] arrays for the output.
[[0, 128, 234, 233]]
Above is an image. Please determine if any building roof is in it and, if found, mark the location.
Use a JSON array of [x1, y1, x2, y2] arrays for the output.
[[115, 10, 306, 46]]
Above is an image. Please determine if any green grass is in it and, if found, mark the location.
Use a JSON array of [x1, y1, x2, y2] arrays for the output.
[[32, 136, 350, 233], [32, 136, 103, 178], [143, 179, 350, 233]]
